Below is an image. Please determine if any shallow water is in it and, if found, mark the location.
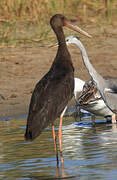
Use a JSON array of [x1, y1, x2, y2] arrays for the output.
[[0, 115, 117, 180]]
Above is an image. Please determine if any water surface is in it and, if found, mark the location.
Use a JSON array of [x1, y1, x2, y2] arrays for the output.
[[0, 115, 117, 180]]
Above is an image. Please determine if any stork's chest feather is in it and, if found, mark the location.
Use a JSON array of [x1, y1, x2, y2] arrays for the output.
[[30, 62, 74, 114]]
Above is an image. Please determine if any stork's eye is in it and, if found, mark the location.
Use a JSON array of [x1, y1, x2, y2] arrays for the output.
[[66, 39, 69, 42]]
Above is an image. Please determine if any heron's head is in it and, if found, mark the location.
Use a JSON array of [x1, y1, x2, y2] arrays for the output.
[[49, 35, 80, 48], [65, 35, 80, 45]]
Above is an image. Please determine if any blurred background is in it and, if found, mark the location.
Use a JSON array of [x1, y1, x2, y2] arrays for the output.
[[0, 0, 117, 47]]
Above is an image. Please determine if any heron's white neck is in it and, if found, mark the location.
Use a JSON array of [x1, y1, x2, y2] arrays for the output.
[[75, 39, 106, 89]]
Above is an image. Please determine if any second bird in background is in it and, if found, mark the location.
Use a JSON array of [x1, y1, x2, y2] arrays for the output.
[[51, 35, 116, 124]]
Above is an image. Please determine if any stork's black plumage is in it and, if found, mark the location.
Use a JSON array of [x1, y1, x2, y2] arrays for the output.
[[24, 14, 91, 165], [25, 14, 74, 141], [25, 14, 91, 142]]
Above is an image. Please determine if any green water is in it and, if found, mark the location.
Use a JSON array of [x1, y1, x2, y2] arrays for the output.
[[0, 115, 117, 180]]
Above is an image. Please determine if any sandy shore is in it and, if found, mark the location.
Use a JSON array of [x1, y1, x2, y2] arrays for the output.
[[1, 28, 117, 119]]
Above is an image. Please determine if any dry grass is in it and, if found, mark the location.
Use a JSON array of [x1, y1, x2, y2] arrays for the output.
[[0, 0, 116, 21], [0, 0, 117, 47]]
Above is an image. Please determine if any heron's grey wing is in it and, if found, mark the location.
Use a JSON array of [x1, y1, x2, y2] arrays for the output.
[[103, 81, 117, 113], [104, 92, 117, 113], [90, 75, 117, 113], [104, 76, 117, 84]]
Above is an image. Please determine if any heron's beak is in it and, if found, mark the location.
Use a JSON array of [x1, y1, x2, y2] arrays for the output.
[[64, 20, 92, 38], [49, 42, 58, 48]]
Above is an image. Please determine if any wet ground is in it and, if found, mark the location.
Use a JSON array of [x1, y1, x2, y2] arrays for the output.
[[1, 23, 117, 118], [0, 113, 117, 180]]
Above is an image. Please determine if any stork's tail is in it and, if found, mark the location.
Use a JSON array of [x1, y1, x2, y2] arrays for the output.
[[25, 128, 33, 141]]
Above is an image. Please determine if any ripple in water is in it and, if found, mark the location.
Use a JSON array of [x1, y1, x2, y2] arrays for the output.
[[0, 114, 117, 179]]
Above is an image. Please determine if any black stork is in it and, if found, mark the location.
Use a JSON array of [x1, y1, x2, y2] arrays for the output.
[[25, 14, 91, 165]]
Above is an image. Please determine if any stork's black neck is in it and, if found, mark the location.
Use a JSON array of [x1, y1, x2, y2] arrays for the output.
[[50, 17, 74, 71], [52, 26, 67, 48]]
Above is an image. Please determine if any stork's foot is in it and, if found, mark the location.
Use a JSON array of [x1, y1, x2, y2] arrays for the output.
[[111, 114, 116, 124]]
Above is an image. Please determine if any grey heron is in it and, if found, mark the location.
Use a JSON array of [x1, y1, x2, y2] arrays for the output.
[[51, 35, 116, 124], [64, 35, 116, 123]]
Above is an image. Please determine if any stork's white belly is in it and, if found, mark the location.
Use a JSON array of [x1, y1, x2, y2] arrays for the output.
[[81, 99, 114, 117]]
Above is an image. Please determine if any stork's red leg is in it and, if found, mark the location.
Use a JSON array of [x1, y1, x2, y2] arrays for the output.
[[58, 116, 64, 167], [58, 107, 67, 165], [58, 107, 67, 154], [58, 116, 63, 153], [52, 125, 59, 166]]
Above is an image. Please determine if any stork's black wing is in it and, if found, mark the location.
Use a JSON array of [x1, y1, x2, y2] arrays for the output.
[[25, 69, 74, 141]]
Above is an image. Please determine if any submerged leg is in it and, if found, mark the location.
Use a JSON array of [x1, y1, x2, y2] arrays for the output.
[[112, 114, 116, 124], [58, 116, 64, 165], [52, 125, 59, 166], [58, 107, 67, 153], [91, 115, 95, 125], [58, 107, 67, 165], [59, 117, 63, 154]]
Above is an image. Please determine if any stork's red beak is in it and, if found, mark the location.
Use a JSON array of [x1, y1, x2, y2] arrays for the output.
[[64, 20, 92, 38]]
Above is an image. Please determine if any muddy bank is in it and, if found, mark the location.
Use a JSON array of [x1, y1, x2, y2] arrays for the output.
[[0, 30, 117, 118]]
